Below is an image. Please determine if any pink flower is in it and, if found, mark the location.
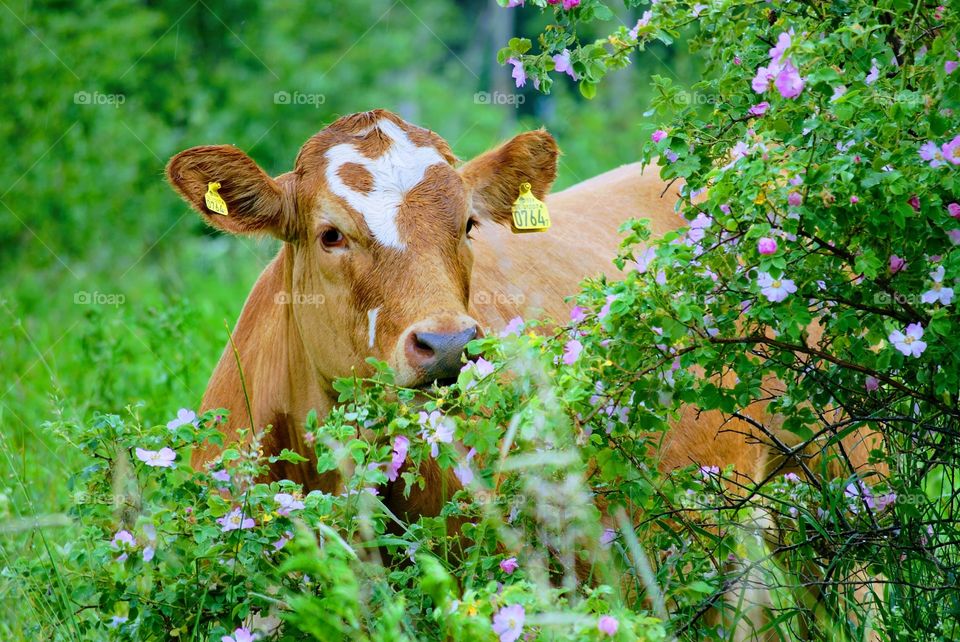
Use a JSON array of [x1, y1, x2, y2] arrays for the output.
[[908, 195, 921, 211], [211, 469, 230, 483], [492, 604, 525, 642], [783, 472, 801, 483], [664, 149, 679, 163], [135, 447, 176, 468], [757, 272, 797, 302], [274, 493, 305, 516], [850, 195, 859, 204], [949, 229, 960, 245], [888, 254, 907, 274], [598, 615, 619, 636], [831, 84, 847, 101], [920, 141, 946, 168], [500, 557, 519, 574], [719, 203, 731, 215], [865, 376, 879, 392], [221, 628, 255, 642], [629, 11, 653, 39], [733, 55, 741, 65], [506, 0, 524, 6], [598, 295, 618, 321], [552, 49, 577, 80], [500, 316, 524, 337], [946, 60, 959, 74], [562, 339, 583, 365], [166, 408, 197, 431], [651, 129, 667, 143], [217, 508, 255, 532], [454, 448, 476, 486], [507, 58, 526, 88], [889, 323, 927, 357], [943, 135, 960, 165], [788, 191, 802, 206], [865, 58, 880, 85], [748, 101, 770, 116], [273, 530, 293, 551], [570, 305, 588, 324], [700, 465, 720, 478], [386, 435, 409, 482], [948, 203, 960, 219], [921, 265, 954, 305], [600, 528, 617, 547], [769, 31, 792, 62], [751, 60, 782, 93], [631, 246, 656, 274], [562, 0, 580, 8], [775, 60, 805, 98], [757, 237, 778, 255], [110, 529, 135, 562]]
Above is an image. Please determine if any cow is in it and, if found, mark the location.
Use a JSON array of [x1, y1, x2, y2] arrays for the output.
[[167, 109, 878, 637]]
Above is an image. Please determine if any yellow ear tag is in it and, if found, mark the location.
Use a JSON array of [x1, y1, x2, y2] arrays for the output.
[[204, 181, 229, 216], [511, 182, 550, 233]]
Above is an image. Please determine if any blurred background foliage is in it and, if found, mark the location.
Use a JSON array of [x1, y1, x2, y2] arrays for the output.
[[0, 0, 696, 537]]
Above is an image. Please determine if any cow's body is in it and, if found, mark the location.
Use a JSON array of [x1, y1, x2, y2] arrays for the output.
[[194, 155, 874, 499], [168, 112, 878, 639]]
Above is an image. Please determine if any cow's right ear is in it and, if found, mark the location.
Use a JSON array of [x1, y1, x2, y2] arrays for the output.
[[166, 145, 294, 239]]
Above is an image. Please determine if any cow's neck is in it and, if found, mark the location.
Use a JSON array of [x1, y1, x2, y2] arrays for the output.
[[200, 244, 336, 489]]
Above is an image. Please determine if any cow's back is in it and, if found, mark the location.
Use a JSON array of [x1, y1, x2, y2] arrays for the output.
[[469, 162, 683, 328]]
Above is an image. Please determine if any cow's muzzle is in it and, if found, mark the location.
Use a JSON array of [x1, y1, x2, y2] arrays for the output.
[[404, 323, 478, 384]]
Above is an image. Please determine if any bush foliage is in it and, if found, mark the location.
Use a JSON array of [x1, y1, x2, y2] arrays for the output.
[[8, 0, 960, 640]]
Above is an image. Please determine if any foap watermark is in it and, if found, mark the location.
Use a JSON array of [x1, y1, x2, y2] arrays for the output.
[[474, 91, 525, 108], [676, 90, 722, 107], [874, 291, 923, 305], [274, 90, 326, 108], [274, 291, 326, 306], [74, 291, 125, 307], [473, 290, 525, 306], [73, 91, 126, 108]]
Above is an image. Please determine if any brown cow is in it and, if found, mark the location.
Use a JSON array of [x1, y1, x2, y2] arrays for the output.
[[167, 110, 877, 637]]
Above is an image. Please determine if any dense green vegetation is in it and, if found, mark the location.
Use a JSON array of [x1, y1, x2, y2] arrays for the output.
[[3, 0, 959, 640]]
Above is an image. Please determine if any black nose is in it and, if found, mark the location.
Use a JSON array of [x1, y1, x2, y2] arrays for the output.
[[407, 327, 479, 381]]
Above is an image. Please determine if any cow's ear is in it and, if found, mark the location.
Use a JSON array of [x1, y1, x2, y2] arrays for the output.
[[460, 130, 558, 226], [166, 145, 295, 239]]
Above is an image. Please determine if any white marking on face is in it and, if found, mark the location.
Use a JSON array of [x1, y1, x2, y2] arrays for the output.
[[367, 307, 380, 349], [325, 119, 445, 249]]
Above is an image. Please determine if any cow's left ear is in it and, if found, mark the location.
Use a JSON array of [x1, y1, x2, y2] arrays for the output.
[[166, 145, 295, 239], [459, 130, 558, 226]]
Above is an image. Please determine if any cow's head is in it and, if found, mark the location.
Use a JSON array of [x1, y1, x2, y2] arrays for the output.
[[167, 110, 557, 387]]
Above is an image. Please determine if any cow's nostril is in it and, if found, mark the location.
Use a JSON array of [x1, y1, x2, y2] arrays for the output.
[[406, 326, 479, 381], [412, 333, 435, 356]]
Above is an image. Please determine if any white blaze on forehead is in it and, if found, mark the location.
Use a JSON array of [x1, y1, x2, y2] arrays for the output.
[[324, 119, 445, 249], [367, 307, 380, 349]]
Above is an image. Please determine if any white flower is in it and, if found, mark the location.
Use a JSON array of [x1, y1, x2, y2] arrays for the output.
[[135, 447, 176, 468], [166, 408, 197, 431], [757, 272, 797, 302], [889, 323, 927, 358], [921, 265, 954, 305]]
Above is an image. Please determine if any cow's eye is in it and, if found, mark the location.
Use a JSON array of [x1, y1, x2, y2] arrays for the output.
[[319, 227, 346, 249], [465, 217, 479, 239]]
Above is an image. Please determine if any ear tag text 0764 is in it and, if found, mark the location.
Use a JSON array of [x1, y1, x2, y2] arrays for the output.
[[511, 182, 550, 233], [204, 181, 229, 216]]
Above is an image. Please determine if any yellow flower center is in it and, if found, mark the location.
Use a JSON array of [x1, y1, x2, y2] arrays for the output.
[[904, 336, 915, 345], [772, 280, 782, 288]]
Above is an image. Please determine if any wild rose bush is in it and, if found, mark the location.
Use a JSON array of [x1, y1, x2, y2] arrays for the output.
[[499, 0, 960, 638], [11, 0, 960, 640]]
